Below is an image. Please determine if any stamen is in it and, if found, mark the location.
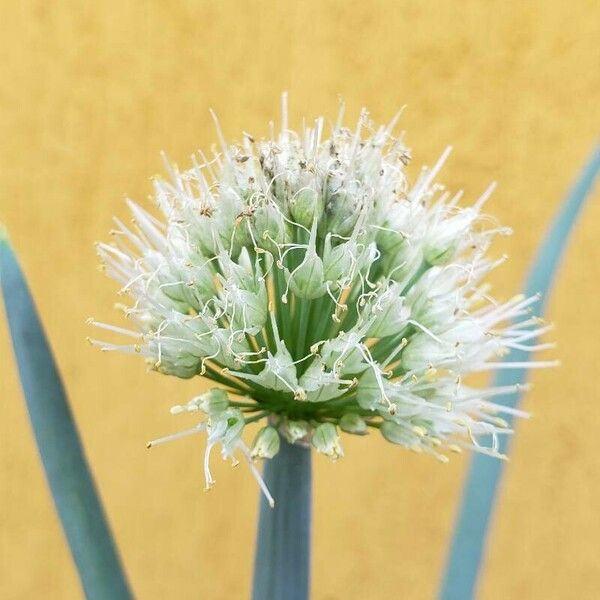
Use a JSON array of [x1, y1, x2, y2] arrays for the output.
[[147, 423, 207, 448]]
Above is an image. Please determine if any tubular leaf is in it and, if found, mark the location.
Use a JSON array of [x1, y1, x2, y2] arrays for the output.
[[439, 145, 600, 600], [0, 233, 132, 600]]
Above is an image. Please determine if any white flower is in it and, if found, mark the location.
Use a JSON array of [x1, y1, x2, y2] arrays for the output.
[[90, 95, 556, 504]]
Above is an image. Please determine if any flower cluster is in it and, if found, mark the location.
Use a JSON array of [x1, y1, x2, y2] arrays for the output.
[[91, 96, 555, 504]]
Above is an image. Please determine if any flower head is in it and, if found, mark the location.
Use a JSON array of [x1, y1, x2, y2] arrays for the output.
[[91, 95, 556, 504]]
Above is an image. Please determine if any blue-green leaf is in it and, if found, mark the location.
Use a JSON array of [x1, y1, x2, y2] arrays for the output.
[[0, 231, 132, 600], [252, 435, 311, 600], [439, 144, 600, 600]]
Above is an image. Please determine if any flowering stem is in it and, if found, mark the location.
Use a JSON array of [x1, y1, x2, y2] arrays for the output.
[[294, 297, 311, 359], [252, 435, 311, 600], [245, 411, 270, 424]]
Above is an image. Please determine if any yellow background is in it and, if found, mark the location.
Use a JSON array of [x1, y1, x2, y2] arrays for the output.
[[1, 2, 599, 598]]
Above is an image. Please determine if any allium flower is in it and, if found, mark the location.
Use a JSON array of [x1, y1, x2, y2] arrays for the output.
[[90, 96, 556, 505]]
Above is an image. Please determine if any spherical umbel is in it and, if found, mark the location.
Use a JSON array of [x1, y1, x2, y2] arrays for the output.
[[90, 95, 556, 503]]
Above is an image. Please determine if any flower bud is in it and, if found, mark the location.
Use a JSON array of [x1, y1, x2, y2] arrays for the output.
[[320, 331, 368, 376], [380, 420, 411, 446], [193, 388, 229, 416], [299, 357, 348, 402], [286, 251, 326, 299], [376, 203, 412, 254], [424, 241, 457, 266], [340, 413, 367, 435], [311, 422, 344, 459], [286, 219, 327, 299], [322, 235, 355, 288], [283, 420, 310, 444], [212, 328, 253, 369], [257, 345, 300, 393], [323, 177, 361, 237], [289, 187, 323, 229], [194, 212, 221, 257], [227, 287, 269, 331], [156, 252, 215, 312], [384, 242, 423, 285], [149, 315, 216, 378], [197, 193, 248, 257], [251, 426, 281, 459], [218, 250, 256, 291], [253, 203, 287, 253], [217, 251, 269, 331], [153, 352, 201, 379], [220, 182, 254, 250], [356, 369, 385, 410]]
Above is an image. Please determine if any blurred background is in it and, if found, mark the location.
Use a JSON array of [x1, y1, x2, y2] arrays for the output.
[[1, 2, 599, 599]]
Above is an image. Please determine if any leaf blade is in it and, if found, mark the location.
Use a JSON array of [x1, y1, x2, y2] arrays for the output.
[[0, 235, 132, 600], [439, 144, 600, 600]]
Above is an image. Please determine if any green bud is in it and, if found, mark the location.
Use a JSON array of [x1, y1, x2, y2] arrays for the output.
[[299, 357, 348, 402], [196, 193, 248, 257], [287, 252, 327, 299], [323, 177, 361, 237], [322, 235, 354, 287], [356, 369, 383, 410], [253, 203, 287, 253], [289, 187, 323, 229], [376, 203, 412, 254], [339, 413, 367, 435], [380, 420, 411, 446], [286, 219, 327, 300], [195, 388, 229, 416], [385, 242, 423, 284], [158, 256, 215, 312], [405, 268, 460, 329], [253, 344, 300, 394], [229, 287, 268, 331], [212, 328, 253, 369], [251, 426, 281, 459], [154, 352, 201, 379], [321, 331, 368, 376], [284, 420, 310, 443], [311, 422, 343, 459]]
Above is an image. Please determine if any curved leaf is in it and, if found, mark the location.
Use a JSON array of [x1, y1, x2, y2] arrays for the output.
[[439, 144, 600, 600], [0, 231, 132, 600]]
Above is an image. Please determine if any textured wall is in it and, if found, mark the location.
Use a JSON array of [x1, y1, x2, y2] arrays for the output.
[[1, 2, 599, 598]]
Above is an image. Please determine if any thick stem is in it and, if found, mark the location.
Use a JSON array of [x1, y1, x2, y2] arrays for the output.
[[252, 436, 312, 600]]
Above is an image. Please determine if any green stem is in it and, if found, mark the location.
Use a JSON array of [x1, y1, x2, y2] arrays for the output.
[[294, 297, 311, 360], [245, 412, 269, 424], [252, 436, 311, 600]]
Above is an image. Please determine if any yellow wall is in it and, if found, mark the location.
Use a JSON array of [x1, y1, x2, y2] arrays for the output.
[[1, 2, 599, 598]]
